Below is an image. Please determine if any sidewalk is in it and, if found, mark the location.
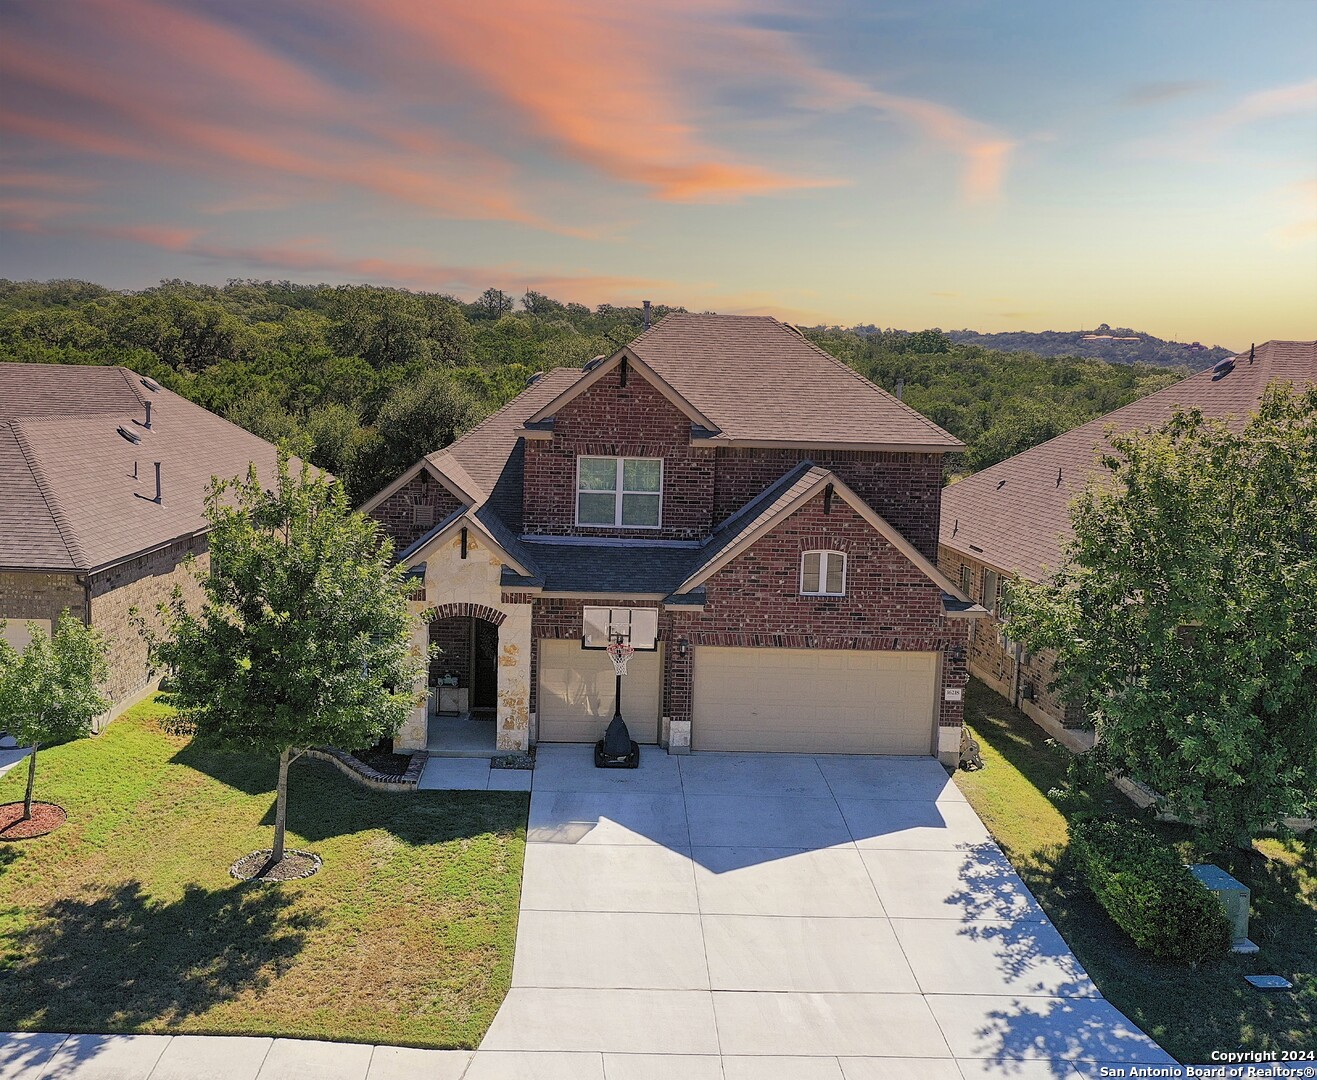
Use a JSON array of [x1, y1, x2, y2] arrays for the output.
[[0, 1033, 473, 1080]]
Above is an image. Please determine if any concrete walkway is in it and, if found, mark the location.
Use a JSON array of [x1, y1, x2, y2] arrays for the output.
[[477, 745, 1175, 1078]]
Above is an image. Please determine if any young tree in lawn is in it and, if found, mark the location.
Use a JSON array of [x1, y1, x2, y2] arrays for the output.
[[149, 452, 423, 867], [1006, 384, 1317, 850], [0, 612, 108, 820]]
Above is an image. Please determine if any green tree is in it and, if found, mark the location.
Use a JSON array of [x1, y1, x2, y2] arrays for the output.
[[327, 285, 471, 368], [0, 612, 109, 820], [147, 454, 422, 866], [362, 368, 481, 495], [1006, 385, 1317, 849]]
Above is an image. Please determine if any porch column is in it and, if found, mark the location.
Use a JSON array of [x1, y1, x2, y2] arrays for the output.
[[495, 601, 533, 751], [394, 604, 431, 752]]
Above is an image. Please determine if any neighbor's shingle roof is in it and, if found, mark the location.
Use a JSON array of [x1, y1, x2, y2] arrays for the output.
[[940, 340, 1317, 582], [0, 363, 287, 573], [625, 313, 962, 449]]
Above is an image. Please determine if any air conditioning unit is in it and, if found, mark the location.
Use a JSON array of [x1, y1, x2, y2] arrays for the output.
[[1020, 682, 1035, 701], [1190, 864, 1257, 953]]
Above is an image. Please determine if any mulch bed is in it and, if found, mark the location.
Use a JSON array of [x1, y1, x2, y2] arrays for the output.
[[350, 747, 412, 777], [230, 848, 322, 882], [0, 801, 67, 840]]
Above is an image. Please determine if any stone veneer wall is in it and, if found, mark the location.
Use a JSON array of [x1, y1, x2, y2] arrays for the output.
[[371, 471, 463, 553], [522, 368, 716, 541], [712, 448, 946, 563], [89, 535, 209, 721]]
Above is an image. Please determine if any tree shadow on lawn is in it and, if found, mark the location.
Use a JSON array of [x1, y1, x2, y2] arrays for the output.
[[171, 742, 527, 848], [0, 880, 321, 1034]]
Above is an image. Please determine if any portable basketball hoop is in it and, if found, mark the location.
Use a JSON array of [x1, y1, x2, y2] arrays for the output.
[[595, 635, 640, 769], [605, 640, 636, 676]]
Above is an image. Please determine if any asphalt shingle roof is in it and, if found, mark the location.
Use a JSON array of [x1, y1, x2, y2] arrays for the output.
[[625, 313, 962, 449], [1, 363, 287, 573], [940, 340, 1317, 582]]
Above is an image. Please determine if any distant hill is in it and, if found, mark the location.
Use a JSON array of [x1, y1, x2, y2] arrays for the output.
[[940, 325, 1232, 371]]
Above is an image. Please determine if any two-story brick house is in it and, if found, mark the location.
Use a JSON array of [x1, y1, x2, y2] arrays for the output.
[[365, 314, 983, 765]]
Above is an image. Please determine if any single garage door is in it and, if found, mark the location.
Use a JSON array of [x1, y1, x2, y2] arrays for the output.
[[693, 647, 939, 754], [537, 639, 664, 744]]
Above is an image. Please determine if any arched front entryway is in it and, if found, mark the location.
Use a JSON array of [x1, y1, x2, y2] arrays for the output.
[[427, 603, 506, 755]]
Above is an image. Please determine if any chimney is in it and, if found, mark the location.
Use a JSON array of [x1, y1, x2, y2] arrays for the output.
[[643, 300, 651, 329], [144, 401, 152, 429], [153, 461, 162, 504]]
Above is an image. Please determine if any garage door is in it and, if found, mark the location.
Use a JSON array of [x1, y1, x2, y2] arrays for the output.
[[537, 639, 664, 744], [693, 647, 938, 754]]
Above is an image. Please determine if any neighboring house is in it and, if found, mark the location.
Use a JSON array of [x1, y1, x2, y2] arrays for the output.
[[364, 313, 983, 765], [0, 362, 287, 725], [938, 339, 1317, 743]]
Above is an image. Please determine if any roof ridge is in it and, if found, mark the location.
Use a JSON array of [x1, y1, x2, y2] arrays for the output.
[[774, 319, 959, 442], [9, 418, 90, 570], [707, 459, 818, 541], [447, 367, 584, 453], [114, 365, 150, 408]]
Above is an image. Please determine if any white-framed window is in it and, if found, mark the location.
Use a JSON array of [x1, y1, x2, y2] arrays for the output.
[[800, 550, 846, 596], [959, 563, 972, 596], [576, 456, 662, 528]]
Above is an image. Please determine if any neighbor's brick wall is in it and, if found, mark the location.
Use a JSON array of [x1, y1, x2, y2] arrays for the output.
[[370, 471, 463, 553], [522, 369, 716, 540], [663, 493, 968, 727], [937, 544, 1076, 729], [89, 535, 209, 712], [0, 571, 85, 633], [712, 448, 946, 562]]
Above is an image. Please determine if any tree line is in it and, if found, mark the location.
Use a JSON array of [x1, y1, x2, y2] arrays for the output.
[[0, 278, 1186, 499]]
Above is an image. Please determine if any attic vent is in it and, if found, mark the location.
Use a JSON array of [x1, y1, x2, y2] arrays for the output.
[[117, 425, 141, 444], [527, 371, 544, 385], [582, 355, 606, 372], [140, 377, 162, 392], [1212, 356, 1235, 377], [782, 323, 806, 338]]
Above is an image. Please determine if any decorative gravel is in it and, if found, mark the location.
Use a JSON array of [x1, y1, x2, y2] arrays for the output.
[[492, 751, 535, 771], [0, 801, 67, 840], [230, 848, 323, 881]]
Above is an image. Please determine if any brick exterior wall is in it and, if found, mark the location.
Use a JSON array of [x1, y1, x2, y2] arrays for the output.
[[666, 492, 968, 729], [516, 595, 664, 714], [712, 448, 945, 562], [89, 535, 209, 714], [937, 544, 1079, 729], [430, 616, 472, 688], [522, 369, 716, 540], [371, 471, 463, 553]]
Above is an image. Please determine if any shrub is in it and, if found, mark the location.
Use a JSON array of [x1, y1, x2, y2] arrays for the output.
[[1070, 818, 1232, 963]]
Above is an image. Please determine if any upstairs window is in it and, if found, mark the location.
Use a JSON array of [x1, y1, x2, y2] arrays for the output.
[[801, 550, 846, 596], [577, 456, 662, 528]]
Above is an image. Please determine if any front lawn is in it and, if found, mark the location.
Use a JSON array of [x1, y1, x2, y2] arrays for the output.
[[956, 678, 1316, 1063], [0, 697, 528, 1048]]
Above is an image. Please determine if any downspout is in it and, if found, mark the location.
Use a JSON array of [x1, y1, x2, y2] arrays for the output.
[[77, 573, 91, 626], [1012, 642, 1023, 709]]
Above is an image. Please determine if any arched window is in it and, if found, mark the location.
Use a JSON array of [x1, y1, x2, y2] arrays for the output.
[[800, 550, 846, 596]]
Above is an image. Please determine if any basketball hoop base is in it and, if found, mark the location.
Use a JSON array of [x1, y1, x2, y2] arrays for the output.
[[595, 715, 640, 769]]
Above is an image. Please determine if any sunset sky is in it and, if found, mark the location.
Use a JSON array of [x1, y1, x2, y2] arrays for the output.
[[1, 0, 1314, 347]]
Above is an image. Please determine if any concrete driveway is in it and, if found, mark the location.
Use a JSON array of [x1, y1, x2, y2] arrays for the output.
[[477, 745, 1174, 1080]]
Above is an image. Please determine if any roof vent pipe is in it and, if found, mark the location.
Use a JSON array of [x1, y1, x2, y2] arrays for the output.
[[153, 461, 162, 505], [895, 377, 905, 401], [643, 300, 651, 329], [144, 401, 152, 429]]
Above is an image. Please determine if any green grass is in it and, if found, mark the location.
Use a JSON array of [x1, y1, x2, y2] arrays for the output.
[[0, 697, 528, 1048], [956, 678, 1316, 1063]]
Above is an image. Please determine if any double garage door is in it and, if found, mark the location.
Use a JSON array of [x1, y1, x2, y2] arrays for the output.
[[693, 647, 939, 755]]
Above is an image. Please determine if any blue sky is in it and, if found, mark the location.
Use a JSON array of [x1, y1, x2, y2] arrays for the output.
[[1, 0, 1314, 346]]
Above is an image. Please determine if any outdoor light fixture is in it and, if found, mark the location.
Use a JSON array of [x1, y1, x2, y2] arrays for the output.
[[678, 638, 688, 657]]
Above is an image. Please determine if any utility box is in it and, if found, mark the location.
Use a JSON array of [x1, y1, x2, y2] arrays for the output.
[[1190, 863, 1255, 952], [667, 719, 692, 755]]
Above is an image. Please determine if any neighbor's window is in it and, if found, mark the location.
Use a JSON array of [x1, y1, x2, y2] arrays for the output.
[[577, 457, 662, 527], [959, 564, 972, 596], [982, 568, 1000, 614], [801, 550, 846, 596]]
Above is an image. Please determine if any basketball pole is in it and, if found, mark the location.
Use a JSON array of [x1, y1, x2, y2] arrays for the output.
[[611, 631, 624, 723]]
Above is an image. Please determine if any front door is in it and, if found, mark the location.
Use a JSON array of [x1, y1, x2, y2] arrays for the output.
[[472, 618, 499, 712]]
